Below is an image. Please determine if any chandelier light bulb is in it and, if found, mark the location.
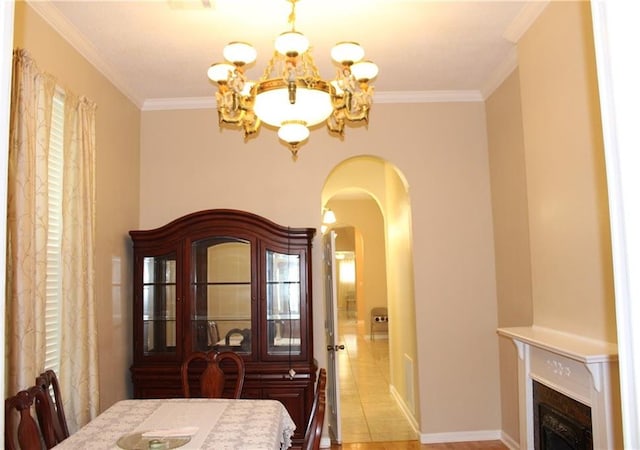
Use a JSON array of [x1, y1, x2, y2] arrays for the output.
[[351, 60, 379, 82], [241, 81, 255, 96], [207, 62, 235, 83], [223, 41, 257, 66], [330, 80, 343, 95], [278, 121, 310, 144], [275, 31, 310, 56], [331, 41, 365, 65]]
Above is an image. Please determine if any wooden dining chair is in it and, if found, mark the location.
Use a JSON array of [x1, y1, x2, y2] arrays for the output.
[[5, 385, 54, 450], [181, 350, 245, 399], [303, 368, 327, 450], [35, 370, 70, 447]]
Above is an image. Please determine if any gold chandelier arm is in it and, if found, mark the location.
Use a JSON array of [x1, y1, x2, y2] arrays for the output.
[[261, 51, 279, 80], [327, 109, 346, 137]]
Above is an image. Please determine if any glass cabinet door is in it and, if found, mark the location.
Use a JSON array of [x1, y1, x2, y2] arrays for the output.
[[191, 237, 252, 353], [266, 250, 301, 356], [142, 253, 177, 355]]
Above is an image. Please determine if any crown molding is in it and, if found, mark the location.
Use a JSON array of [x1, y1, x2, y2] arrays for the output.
[[479, 1, 551, 99], [374, 90, 484, 104], [26, 0, 143, 108], [480, 47, 519, 100], [503, 0, 550, 43], [142, 90, 485, 111], [143, 97, 216, 111]]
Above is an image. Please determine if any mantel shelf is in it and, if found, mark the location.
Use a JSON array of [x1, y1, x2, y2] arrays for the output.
[[497, 325, 618, 364]]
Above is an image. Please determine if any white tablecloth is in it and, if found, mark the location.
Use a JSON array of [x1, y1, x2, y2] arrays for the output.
[[53, 398, 296, 449]]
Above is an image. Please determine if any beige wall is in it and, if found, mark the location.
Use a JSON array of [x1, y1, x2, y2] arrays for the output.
[[140, 102, 501, 433], [13, 2, 141, 410], [383, 162, 420, 419], [486, 68, 533, 444], [487, 1, 618, 444], [518, 1, 616, 342]]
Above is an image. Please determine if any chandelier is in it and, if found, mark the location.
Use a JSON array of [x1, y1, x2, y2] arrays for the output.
[[207, 0, 379, 161]]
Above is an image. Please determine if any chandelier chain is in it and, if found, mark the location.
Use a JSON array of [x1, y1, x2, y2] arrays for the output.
[[288, 0, 298, 31]]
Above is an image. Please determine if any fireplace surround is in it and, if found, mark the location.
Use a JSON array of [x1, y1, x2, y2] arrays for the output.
[[497, 326, 622, 449]]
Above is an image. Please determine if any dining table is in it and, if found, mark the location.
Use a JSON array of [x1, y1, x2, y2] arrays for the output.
[[52, 398, 296, 449]]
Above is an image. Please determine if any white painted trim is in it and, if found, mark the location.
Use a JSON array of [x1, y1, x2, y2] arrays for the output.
[[0, 2, 14, 447], [374, 90, 484, 104], [590, 1, 640, 449], [26, 0, 143, 108], [143, 97, 216, 111], [390, 383, 420, 433], [480, 47, 518, 100], [420, 429, 503, 444], [501, 430, 520, 450], [319, 436, 331, 448], [482, 0, 551, 100], [142, 90, 484, 111], [502, 1, 550, 43]]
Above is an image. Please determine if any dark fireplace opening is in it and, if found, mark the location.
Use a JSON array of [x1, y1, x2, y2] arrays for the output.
[[533, 380, 593, 450]]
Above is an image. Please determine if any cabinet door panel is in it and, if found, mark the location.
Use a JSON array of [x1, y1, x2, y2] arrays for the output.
[[190, 238, 253, 354], [140, 253, 179, 357], [265, 250, 303, 357]]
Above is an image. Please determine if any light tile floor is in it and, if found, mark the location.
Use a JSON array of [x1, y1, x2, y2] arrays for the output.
[[337, 312, 417, 443]]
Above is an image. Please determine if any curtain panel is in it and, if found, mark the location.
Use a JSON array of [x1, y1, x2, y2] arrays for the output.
[[7, 48, 99, 432]]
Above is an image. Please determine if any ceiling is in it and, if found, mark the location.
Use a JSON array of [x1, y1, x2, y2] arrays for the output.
[[28, 0, 549, 109]]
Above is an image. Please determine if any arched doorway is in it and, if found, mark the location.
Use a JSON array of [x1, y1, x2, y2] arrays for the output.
[[321, 155, 420, 443]]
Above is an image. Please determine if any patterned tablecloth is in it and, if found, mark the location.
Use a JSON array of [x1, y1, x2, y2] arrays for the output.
[[53, 398, 296, 449]]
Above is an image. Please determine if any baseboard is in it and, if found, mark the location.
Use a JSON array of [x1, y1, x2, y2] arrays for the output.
[[389, 384, 420, 433], [319, 436, 332, 448], [420, 429, 503, 444], [501, 430, 520, 450]]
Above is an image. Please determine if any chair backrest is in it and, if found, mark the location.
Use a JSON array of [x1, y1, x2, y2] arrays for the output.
[[181, 350, 245, 399], [5, 385, 52, 450], [303, 368, 327, 450], [224, 328, 251, 352], [35, 370, 70, 447]]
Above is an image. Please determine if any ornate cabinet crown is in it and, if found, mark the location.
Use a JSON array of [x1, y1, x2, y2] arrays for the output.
[[129, 209, 316, 446]]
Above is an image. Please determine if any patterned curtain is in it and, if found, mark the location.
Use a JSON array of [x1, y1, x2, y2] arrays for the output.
[[7, 49, 99, 431]]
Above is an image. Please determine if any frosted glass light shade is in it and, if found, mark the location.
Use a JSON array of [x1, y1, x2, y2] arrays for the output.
[[351, 60, 379, 82], [278, 122, 310, 144], [331, 41, 364, 64], [330, 80, 344, 95], [223, 42, 257, 65], [207, 62, 235, 83], [322, 209, 336, 224], [241, 81, 255, 96], [254, 80, 333, 127], [275, 31, 309, 56]]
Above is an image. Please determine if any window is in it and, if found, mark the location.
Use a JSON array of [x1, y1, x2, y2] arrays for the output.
[[45, 91, 64, 373]]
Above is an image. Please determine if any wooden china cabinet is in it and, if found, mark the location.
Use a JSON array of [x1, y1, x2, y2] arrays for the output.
[[129, 209, 316, 445]]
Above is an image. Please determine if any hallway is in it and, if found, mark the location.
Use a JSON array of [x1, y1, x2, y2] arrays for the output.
[[337, 313, 417, 443]]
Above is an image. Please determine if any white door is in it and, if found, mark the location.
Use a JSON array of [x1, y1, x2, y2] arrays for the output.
[[323, 230, 342, 443]]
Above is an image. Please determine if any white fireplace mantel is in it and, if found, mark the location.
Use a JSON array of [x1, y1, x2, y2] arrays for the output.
[[497, 326, 622, 450]]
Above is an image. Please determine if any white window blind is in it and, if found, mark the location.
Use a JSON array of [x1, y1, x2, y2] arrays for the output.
[[45, 92, 64, 373]]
